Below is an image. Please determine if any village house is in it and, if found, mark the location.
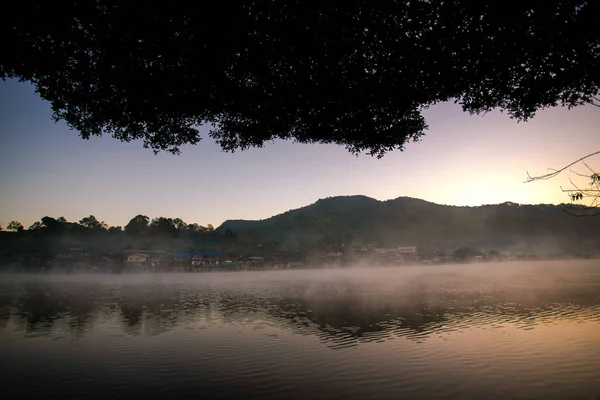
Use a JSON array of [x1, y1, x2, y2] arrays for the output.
[[56, 247, 91, 259], [248, 256, 265, 266], [125, 253, 149, 264], [124, 251, 165, 269], [191, 250, 220, 266]]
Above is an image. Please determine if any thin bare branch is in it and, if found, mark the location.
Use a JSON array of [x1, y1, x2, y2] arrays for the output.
[[562, 174, 600, 216], [527, 149, 599, 216], [560, 188, 600, 192], [568, 168, 593, 178], [568, 177, 587, 193], [525, 150, 600, 183], [581, 159, 598, 176]]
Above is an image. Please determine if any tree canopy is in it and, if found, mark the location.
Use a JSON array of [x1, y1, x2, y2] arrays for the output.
[[7, 221, 24, 232], [79, 215, 108, 231], [124, 215, 150, 235], [2, 1, 599, 157]]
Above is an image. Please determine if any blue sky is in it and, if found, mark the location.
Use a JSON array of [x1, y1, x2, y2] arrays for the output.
[[1, 79, 598, 229]]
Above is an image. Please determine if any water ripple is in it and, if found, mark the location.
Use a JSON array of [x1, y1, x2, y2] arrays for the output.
[[1, 261, 600, 399]]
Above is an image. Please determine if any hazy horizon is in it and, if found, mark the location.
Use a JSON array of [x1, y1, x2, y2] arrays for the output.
[[0, 192, 583, 230], [1, 79, 598, 229]]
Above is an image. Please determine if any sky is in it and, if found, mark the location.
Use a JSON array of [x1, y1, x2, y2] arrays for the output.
[[1, 79, 598, 229]]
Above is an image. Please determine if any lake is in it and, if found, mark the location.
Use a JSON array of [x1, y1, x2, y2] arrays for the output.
[[1, 260, 599, 399]]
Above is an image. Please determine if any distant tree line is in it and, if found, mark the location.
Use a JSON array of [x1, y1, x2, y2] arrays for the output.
[[2, 195, 599, 262], [0, 215, 248, 261], [3, 214, 221, 237]]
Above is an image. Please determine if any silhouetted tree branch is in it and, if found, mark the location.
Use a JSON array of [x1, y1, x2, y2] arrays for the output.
[[526, 151, 600, 217], [1, 1, 599, 157], [588, 97, 600, 108], [525, 151, 600, 183]]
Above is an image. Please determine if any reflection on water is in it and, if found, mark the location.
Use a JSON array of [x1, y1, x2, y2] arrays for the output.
[[1, 260, 600, 399]]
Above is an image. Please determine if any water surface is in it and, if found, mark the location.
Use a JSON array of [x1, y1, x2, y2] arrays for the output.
[[1, 260, 600, 399]]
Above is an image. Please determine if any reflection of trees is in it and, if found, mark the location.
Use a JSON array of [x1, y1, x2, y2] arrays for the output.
[[115, 285, 189, 336], [2, 277, 599, 344], [10, 284, 102, 336], [65, 292, 97, 337], [116, 287, 146, 336], [0, 289, 12, 331], [15, 284, 70, 335]]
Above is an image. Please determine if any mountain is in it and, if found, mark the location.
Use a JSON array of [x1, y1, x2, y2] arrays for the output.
[[219, 195, 600, 253]]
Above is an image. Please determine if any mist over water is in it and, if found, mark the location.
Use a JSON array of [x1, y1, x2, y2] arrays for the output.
[[1, 260, 600, 399]]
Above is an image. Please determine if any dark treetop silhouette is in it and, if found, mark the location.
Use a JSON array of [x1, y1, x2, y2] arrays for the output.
[[1, 1, 599, 157]]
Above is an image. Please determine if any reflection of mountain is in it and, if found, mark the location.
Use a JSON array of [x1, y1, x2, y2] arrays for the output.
[[269, 282, 600, 347], [1, 275, 599, 346]]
